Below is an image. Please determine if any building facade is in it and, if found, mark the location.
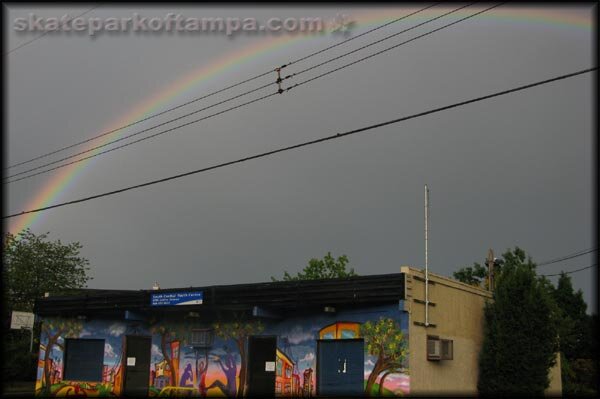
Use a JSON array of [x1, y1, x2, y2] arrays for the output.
[[33, 270, 561, 397], [400, 266, 562, 396]]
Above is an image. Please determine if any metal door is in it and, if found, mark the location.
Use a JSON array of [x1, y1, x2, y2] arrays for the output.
[[317, 339, 364, 396], [122, 335, 152, 397], [247, 336, 277, 397]]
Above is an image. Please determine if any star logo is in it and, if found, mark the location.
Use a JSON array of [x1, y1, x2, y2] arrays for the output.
[[331, 13, 355, 35]]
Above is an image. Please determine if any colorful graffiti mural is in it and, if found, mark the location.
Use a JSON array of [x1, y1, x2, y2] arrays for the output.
[[36, 304, 409, 397], [35, 319, 126, 397]]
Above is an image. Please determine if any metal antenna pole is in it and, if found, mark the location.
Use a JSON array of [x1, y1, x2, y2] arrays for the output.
[[425, 184, 430, 327]]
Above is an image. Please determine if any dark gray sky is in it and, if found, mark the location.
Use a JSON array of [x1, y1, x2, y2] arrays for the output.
[[5, 4, 596, 313]]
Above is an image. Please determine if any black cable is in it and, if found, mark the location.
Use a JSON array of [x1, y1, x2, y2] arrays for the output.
[[5, 73, 276, 172], [4, 2, 492, 184], [286, 2, 504, 92], [285, 2, 441, 67], [541, 264, 598, 277], [4, 6, 100, 56], [5, 3, 440, 170], [3, 66, 596, 219], [287, 2, 479, 81], [5, 91, 280, 184], [537, 247, 597, 267], [4, 81, 276, 182], [5, 2, 459, 181]]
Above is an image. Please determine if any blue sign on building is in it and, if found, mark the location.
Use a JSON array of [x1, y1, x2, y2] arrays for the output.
[[150, 291, 203, 306]]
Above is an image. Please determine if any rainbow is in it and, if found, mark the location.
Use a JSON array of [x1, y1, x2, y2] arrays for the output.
[[7, 5, 591, 234]]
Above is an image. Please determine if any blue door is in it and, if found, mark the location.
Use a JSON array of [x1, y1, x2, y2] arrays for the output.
[[317, 339, 364, 396]]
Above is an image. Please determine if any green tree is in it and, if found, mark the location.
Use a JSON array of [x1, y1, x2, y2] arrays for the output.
[[552, 273, 597, 395], [3, 228, 91, 312], [212, 319, 264, 397], [453, 262, 488, 287], [477, 247, 559, 395], [2, 229, 91, 384], [552, 273, 589, 359], [3, 331, 37, 382], [360, 317, 407, 396], [272, 252, 357, 281]]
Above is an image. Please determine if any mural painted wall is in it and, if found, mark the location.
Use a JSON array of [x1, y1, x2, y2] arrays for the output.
[[36, 304, 409, 397]]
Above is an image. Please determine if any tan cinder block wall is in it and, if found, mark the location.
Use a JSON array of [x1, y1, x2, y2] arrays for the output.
[[401, 266, 562, 396], [402, 266, 492, 395]]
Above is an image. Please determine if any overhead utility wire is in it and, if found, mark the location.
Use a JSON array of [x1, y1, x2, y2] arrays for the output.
[[282, 2, 440, 67], [3, 91, 279, 184], [537, 247, 597, 267], [5, 6, 100, 56], [3, 66, 596, 219], [286, 2, 479, 81], [284, 3, 503, 91], [4, 2, 458, 181], [541, 264, 598, 277], [4, 2, 485, 184], [5, 3, 440, 170], [3, 81, 277, 181]]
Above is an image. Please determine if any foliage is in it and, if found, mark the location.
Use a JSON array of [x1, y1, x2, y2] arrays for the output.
[[477, 247, 560, 395], [271, 252, 357, 281], [453, 257, 504, 290], [212, 320, 264, 341], [552, 273, 597, 396], [2, 330, 37, 381], [360, 317, 407, 396], [3, 228, 91, 312], [561, 356, 598, 396], [2, 229, 90, 383], [452, 262, 488, 287], [552, 273, 590, 358]]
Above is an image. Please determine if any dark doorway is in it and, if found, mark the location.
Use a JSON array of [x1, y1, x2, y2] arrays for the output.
[[246, 336, 276, 397], [122, 335, 151, 397], [317, 339, 364, 396]]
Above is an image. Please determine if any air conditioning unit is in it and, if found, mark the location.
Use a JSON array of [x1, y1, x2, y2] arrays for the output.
[[441, 339, 453, 360], [427, 336, 441, 361]]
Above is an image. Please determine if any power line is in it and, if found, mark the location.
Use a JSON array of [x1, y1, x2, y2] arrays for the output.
[[537, 247, 598, 267], [286, 3, 503, 91], [284, 2, 441, 68], [5, 72, 276, 171], [3, 81, 276, 182], [4, 6, 100, 56], [3, 66, 596, 219], [4, 90, 279, 184], [4, 2, 496, 184], [5, 3, 440, 171], [287, 2, 479, 81], [541, 264, 598, 277], [5, 2, 467, 182]]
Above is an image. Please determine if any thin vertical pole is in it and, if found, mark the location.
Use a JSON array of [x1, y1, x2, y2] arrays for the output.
[[425, 184, 429, 327], [487, 249, 495, 292]]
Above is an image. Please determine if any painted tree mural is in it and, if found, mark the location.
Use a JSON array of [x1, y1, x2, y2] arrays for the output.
[[149, 318, 188, 387], [360, 317, 407, 396], [40, 318, 83, 396], [212, 319, 264, 397], [378, 366, 405, 396]]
